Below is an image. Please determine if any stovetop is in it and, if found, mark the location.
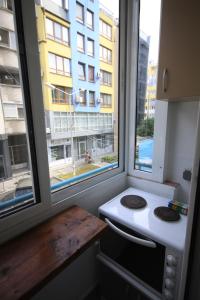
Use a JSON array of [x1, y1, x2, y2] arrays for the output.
[[99, 187, 187, 252]]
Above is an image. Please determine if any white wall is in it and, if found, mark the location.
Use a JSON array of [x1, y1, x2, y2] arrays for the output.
[[165, 100, 199, 203]]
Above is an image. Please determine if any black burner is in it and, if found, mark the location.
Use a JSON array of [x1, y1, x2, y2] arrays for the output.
[[120, 195, 147, 209], [154, 206, 180, 222]]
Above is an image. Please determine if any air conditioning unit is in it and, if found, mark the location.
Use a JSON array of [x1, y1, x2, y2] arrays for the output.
[[96, 71, 102, 79], [97, 97, 103, 103]]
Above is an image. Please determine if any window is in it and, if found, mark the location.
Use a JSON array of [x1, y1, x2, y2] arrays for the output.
[[76, 2, 84, 23], [100, 70, 112, 86], [78, 62, 86, 80], [134, 0, 161, 174], [46, 18, 70, 45], [86, 10, 94, 29], [77, 33, 84, 52], [89, 91, 95, 106], [87, 39, 94, 56], [100, 93, 112, 107], [52, 86, 72, 104], [79, 90, 86, 105], [0, 8, 40, 218], [0, 28, 9, 47], [88, 65, 94, 82], [48, 53, 71, 76], [100, 45, 112, 63], [53, 112, 69, 132], [0, 72, 20, 85], [99, 19, 112, 40], [0, 0, 12, 10], [51, 0, 63, 7], [51, 145, 64, 161]]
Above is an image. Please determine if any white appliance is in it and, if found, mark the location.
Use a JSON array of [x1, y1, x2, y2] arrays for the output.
[[97, 187, 187, 300]]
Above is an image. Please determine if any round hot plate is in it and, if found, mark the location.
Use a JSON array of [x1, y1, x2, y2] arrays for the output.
[[120, 195, 147, 209], [154, 206, 180, 222]]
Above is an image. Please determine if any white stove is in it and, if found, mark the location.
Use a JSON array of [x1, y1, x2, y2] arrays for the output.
[[99, 187, 187, 252], [98, 187, 188, 300]]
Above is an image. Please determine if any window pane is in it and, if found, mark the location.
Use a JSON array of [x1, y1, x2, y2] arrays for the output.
[[35, 0, 119, 193], [0, 7, 36, 216], [87, 10, 93, 29], [46, 18, 53, 36], [0, 28, 9, 46], [54, 22, 62, 40], [62, 26, 69, 44], [134, 0, 161, 172], [76, 2, 84, 22], [87, 39, 94, 56], [77, 33, 84, 52]]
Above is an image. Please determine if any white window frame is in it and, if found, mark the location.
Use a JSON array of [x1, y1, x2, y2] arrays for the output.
[[126, 0, 168, 184], [0, 0, 126, 243]]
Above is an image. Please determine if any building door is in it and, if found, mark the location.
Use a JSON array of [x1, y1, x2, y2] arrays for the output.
[[0, 156, 5, 180], [78, 141, 86, 159]]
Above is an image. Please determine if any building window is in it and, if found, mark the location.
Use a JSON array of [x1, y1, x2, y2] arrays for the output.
[[87, 38, 94, 56], [77, 33, 85, 52], [100, 45, 112, 63], [86, 10, 94, 29], [76, 2, 84, 23], [79, 90, 86, 105], [89, 91, 95, 106], [100, 70, 112, 86], [78, 62, 86, 80], [0, 28, 9, 47], [0, 0, 12, 10], [3, 104, 24, 119], [100, 93, 112, 107], [53, 112, 69, 132], [51, 145, 64, 161], [88, 65, 94, 82], [46, 18, 69, 45], [0, 72, 20, 85], [51, 0, 63, 7], [52, 86, 72, 104], [99, 19, 112, 40], [48, 53, 71, 76]]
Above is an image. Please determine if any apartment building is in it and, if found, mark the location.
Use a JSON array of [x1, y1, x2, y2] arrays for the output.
[[0, 0, 29, 180], [36, 0, 118, 166], [145, 63, 157, 119]]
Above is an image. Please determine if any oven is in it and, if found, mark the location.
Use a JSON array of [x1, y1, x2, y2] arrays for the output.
[[98, 214, 183, 300]]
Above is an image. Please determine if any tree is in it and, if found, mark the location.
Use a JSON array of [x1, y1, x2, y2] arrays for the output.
[[137, 118, 154, 137]]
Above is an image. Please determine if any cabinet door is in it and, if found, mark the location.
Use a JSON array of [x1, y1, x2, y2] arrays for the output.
[[156, 0, 200, 100]]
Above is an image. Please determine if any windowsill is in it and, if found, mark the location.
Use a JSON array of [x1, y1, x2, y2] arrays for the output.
[[50, 71, 72, 77], [0, 206, 107, 300], [47, 36, 70, 47], [76, 18, 84, 25]]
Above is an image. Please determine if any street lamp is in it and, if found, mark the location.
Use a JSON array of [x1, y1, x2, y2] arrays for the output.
[[45, 82, 86, 176]]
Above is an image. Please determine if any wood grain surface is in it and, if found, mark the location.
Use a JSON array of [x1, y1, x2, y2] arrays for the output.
[[0, 206, 107, 300]]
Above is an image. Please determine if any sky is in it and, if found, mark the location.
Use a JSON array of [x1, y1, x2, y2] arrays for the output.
[[140, 0, 161, 63]]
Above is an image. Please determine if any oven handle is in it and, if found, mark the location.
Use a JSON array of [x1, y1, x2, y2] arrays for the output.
[[105, 218, 157, 248]]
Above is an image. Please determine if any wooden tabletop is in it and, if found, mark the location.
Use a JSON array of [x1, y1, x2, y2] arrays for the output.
[[0, 206, 107, 300]]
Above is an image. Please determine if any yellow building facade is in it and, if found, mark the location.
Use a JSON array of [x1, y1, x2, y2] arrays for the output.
[[36, 6, 73, 113], [99, 10, 115, 114]]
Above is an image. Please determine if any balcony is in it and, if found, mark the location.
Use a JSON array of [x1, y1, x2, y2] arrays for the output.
[[0, 48, 18, 69], [0, 85, 22, 103], [0, 8, 14, 31]]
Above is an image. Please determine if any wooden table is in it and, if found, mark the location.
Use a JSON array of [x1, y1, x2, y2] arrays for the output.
[[0, 206, 107, 300]]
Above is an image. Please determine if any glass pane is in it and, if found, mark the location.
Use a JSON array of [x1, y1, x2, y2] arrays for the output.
[[35, 0, 119, 192], [0, 6, 35, 215], [62, 26, 69, 44], [54, 22, 62, 40], [46, 18, 53, 36], [134, 0, 161, 172]]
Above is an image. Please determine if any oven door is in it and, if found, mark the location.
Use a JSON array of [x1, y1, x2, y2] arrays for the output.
[[99, 215, 166, 295]]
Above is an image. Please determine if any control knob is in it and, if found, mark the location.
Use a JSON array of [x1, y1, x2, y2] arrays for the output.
[[167, 255, 177, 266], [165, 278, 175, 289], [166, 266, 175, 278], [163, 289, 173, 300]]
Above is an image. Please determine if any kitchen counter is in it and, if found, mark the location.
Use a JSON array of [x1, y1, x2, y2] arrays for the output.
[[0, 205, 107, 300]]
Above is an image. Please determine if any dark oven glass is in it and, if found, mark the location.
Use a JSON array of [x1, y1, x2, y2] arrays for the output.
[[100, 215, 165, 293]]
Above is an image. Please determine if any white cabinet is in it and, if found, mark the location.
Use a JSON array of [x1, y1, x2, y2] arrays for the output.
[[156, 0, 200, 101]]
